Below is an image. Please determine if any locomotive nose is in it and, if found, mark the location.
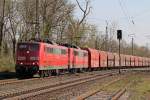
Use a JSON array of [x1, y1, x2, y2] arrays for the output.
[[16, 42, 40, 77], [16, 43, 40, 65]]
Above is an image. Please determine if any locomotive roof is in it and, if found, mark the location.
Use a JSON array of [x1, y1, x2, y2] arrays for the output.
[[18, 41, 40, 44], [57, 43, 80, 49]]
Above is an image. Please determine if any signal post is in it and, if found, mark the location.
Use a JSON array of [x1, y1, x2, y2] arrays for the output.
[[117, 30, 122, 74]]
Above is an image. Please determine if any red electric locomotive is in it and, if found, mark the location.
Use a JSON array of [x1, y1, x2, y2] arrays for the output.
[[68, 47, 88, 72], [16, 41, 88, 77]]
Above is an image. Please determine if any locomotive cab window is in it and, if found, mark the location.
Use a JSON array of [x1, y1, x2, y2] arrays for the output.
[[29, 44, 39, 51], [18, 44, 27, 50]]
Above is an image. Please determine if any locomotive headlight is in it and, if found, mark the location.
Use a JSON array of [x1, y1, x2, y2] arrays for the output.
[[30, 57, 39, 60], [32, 62, 35, 65], [17, 56, 26, 60]]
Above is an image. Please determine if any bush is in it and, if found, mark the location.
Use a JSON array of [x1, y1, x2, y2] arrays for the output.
[[0, 56, 15, 72]]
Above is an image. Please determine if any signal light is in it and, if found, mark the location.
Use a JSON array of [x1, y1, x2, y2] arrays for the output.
[[117, 30, 122, 40]]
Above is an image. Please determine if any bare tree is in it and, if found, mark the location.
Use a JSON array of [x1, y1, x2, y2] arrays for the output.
[[66, 0, 91, 45], [0, 0, 5, 54], [75, 0, 91, 25], [3, 0, 21, 60], [39, 0, 75, 39]]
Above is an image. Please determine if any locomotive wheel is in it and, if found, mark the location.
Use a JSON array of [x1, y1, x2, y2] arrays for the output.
[[28, 74, 33, 78], [77, 68, 81, 73], [51, 70, 56, 76], [16, 73, 22, 79], [47, 70, 51, 76], [51, 70, 60, 76], [56, 69, 60, 75]]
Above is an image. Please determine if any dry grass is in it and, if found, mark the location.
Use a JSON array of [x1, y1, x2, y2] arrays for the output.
[[102, 75, 134, 92], [0, 56, 15, 72], [99, 73, 150, 100], [129, 75, 150, 100]]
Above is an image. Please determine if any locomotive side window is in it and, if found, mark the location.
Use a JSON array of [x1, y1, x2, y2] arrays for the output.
[[53, 48, 61, 54], [45, 47, 53, 53], [79, 52, 84, 57], [61, 49, 66, 55], [79, 52, 86, 57], [45, 47, 65, 55], [49, 48, 53, 53], [74, 50, 86, 57]]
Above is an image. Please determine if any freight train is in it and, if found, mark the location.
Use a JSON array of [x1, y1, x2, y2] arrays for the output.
[[15, 40, 150, 78]]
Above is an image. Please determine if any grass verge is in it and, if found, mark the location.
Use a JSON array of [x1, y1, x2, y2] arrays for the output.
[[97, 72, 150, 100], [129, 74, 150, 100], [0, 56, 15, 72]]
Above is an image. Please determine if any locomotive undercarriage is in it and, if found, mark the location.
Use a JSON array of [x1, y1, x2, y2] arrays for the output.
[[15, 65, 149, 78], [15, 65, 39, 78]]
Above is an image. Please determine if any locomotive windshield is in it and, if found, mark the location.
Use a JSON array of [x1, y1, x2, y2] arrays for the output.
[[18, 44, 28, 51], [18, 43, 39, 51], [29, 44, 39, 51]]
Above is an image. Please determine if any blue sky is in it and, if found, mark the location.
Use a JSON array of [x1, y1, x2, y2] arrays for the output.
[[72, 0, 150, 46]]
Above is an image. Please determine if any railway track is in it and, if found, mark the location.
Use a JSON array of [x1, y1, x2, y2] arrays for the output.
[[0, 79, 17, 84], [0, 71, 110, 86], [0, 72, 87, 86], [0, 68, 143, 86], [0, 76, 59, 86], [26, 71, 125, 100], [74, 73, 135, 100], [0, 78, 39, 86], [109, 79, 134, 100], [24, 72, 121, 100], [110, 88, 127, 100], [74, 77, 124, 100], [0, 71, 117, 100]]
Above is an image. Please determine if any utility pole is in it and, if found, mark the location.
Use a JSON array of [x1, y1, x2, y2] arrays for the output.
[[35, 0, 40, 39], [144, 35, 150, 52], [119, 38, 121, 70], [128, 34, 135, 55], [131, 37, 134, 55], [105, 20, 108, 51], [95, 36, 98, 49]]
